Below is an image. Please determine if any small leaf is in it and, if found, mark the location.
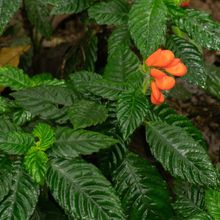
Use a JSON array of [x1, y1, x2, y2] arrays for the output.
[[33, 123, 55, 151], [68, 100, 108, 129], [13, 109, 32, 126], [24, 0, 52, 37], [47, 157, 126, 219], [0, 159, 39, 219], [129, 0, 168, 57], [113, 152, 173, 219], [24, 147, 48, 184], [51, 127, 118, 159], [0, 131, 34, 155], [117, 90, 150, 139], [145, 121, 217, 186], [104, 44, 139, 82], [88, 0, 129, 25], [0, 0, 22, 35], [166, 35, 207, 88], [205, 189, 220, 220], [0, 97, 9, 114], [0, 66, 32, 90]]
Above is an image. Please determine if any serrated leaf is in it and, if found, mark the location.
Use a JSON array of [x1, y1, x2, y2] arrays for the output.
[[0, 154, 13, 202], [0, 131, 34, 155], [0, 66, 32, 90], [24, 0, 52, 38], [88, 78, 127, 100], [166, 35, 207, 88], [88, 0, 129, 25], [33, 123, 55, 151], [117, 90, 150, 139], [187, 213, 213, 220], [113, 152, 173, 219], [0, 0, 21, 35], [108, 26, 130, 57], [0, 96, 9, 114], [205, 189, 220, 220], [24, 147, 48, 184], [47, 0, 96, 15], [68, 100, 108, 129], [129, 0, 168, 57], [104, 44, 139, 82], [13, 109, 32, 126], [0, 115, 20, 132], [145, 121, 217, 186], [12, 85, 77, 119], [145, 104, 207, 148], [0, 159, 39, 219], [50, 127, 118, 159], [173, 9, 220, 50], [47, 157, 126, 219]]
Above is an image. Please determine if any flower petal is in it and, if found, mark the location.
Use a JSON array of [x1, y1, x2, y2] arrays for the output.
[[150, 68, 167, 79], [152, 50, 175, 67], [151, 81, 161, 100], [165, 62, 187, 76], [155, 76, 176, 90], [145, 49, 162, 67]]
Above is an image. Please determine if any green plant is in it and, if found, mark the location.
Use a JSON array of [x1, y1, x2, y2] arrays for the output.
[[0, 0, 220, 219]]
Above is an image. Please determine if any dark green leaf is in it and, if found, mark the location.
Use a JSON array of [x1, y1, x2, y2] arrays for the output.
[[24, 0, 52, 37], [47, 157, 126, 219], [166, 35, 207, 88], [0, 0, 21, 35], [104, 44, 139, 82], [88, 0, 129, 25], [117, 90, 150, 139], [0, 131, 34, 155], [0, 97, 9, 114], [24, 147, 48, 184], [113, 152, 173, 219], [68, 100, 108, 129], [187, 213, 213, 220], [145, 121, 217, 186], [0, 159, 39, 219], [129, 0, 168, 57], [13, 109, 32, 126], [51, 127, 118, 159], [0, 67, 32, 90], [0, 116, 20, 132], [33, 123, 55, 151]]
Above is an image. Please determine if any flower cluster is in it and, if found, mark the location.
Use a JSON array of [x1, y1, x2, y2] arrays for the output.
[[145, 49, 187, 105]]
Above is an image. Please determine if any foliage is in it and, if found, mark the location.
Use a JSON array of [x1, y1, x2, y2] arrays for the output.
[[0, 0, 220, 219]]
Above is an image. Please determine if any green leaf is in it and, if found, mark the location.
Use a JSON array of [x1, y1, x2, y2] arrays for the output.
[[206, 65, 220, 100], [0, 154, 13, 202], [0, 0, 21, 35], [47, 157, 126, 219], [88, 78, 127, 100], [113, 152, 173, 219], [173, 9, 220, 50], [0, 159, 39, 219], [50, 127, 118, 159], [13, 109, 32, 126], [128, 0, 168, 57], [24, 147, 48, 184], [0, 116, 20, 132], [0, 131, 34, 155], [145, 104, 207, 148], [104, 44, 139, 82], [145, 121, 217, 186], [205, 189, 220, 220], [166, 35, 207, 88], [117, 90, 150, 139], [68, 100, 108, 129], [12, 85, 77, 119], [33, 123, 55, 151], [88, 0, 129, 25], [0, 67, 32, 90], [108, 26, 130, 57], [24, 0, 52, 38], [47, 0, 96, 15], [187, 213, 213, 220], [0, 97, 9, 114]]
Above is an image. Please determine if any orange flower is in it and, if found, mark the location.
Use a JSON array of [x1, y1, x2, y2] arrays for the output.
[[145, 48, 187, 105]]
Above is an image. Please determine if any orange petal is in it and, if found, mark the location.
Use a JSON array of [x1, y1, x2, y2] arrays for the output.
[[151, 92, 165, 105], [145, 49, 162, 67], [151, 81, 161, 100], [164, 58, 181, 68], [152, 50, 175, 67], [165, 62, 187, 76], [150, 68, 167, 79], [155, 76, 175, 90]]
